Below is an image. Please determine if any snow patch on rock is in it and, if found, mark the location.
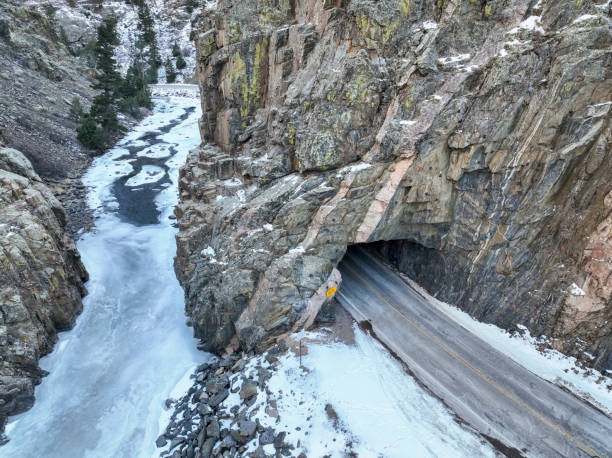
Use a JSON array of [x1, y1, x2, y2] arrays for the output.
[[508, 16, 545, 35], [570, 282, 586, 296]]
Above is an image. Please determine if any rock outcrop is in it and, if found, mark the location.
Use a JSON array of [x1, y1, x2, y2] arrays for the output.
[[176, 0, 612, 370], [0, 148, 88, 435]]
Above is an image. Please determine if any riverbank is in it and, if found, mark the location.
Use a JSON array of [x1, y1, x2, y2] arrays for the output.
[[46, 111, 151, 237], [2, 93, 205, 456], [51, 86, 200, 237]]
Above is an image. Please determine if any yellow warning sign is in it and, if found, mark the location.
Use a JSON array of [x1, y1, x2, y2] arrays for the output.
[[326, 286, 337, 298]]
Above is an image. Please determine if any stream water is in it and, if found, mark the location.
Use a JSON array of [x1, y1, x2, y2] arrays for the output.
[[2, 95, 204, 457]]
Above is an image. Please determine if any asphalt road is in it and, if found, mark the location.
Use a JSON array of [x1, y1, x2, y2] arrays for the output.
[[337, 246, 612, 457]]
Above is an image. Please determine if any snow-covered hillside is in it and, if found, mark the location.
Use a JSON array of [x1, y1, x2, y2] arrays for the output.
[[23, 0, 203, 83]]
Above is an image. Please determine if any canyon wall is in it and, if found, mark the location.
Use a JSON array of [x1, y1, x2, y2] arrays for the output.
[[0, 148, 88, 434], [176, 0, 612, 369]]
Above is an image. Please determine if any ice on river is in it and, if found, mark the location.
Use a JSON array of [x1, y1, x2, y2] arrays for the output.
[[2, 96, 205, 458], [125, 165, 165, 187]]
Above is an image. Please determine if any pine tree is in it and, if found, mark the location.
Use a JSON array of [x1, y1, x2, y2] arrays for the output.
[[176, 53, 187, 70], [90, 16, 122, 134], [43, 3, 58, 21], [77, 114, 104, 151], [137, 3, 155, 46], [59, 26, 74, 55], [184, 0, 198, 13], [78, 16, 123, 150], [137, 2, 160, 82], [119, 54, 152, 115], [165, 59, 177, 83], [172, 42, 181, 57]]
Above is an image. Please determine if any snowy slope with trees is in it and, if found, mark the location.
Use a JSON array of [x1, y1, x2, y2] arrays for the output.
[[23, 0, 201, 83]]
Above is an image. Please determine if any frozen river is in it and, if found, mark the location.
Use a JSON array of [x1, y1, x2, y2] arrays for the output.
[[2, 96, 204, 457]]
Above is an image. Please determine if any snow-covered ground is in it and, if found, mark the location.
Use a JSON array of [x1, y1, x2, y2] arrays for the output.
[[404, 277, 612, 417], [216, 328, 497, 457], [147, 0, 198, 83]]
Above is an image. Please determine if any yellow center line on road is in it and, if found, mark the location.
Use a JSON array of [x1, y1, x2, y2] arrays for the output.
[[342, 260, 602, 458]]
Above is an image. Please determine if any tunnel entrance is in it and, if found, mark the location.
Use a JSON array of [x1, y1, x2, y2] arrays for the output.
[[361, 240, 445, 290], [335, 238, 510, 342], [338, 240, 459, 305]]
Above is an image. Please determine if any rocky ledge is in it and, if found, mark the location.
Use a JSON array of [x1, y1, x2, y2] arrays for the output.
[[0, 148, 88, 436], [175, 0, 611, 369]]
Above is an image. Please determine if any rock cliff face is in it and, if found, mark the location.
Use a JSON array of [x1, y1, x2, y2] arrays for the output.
[[176, 0, 612, 370], [0, 148, 87, 434]]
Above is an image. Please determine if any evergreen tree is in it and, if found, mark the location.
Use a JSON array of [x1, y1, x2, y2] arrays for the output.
[[165, 59, 177, 83], [176, 53, 186, 70], [77, 114, 104, 151], [59, 26, 73, 55], [76, 6, 163, 151], [137, 3, 156, 46], [77, 16, 123, 150], [90, 16, 122, 134], [172, 42, 181, 57], [80, 37, 98, 67], [119, 54, 152, 115], [43, 3, 58, 21], [137, 2, 160, 82]]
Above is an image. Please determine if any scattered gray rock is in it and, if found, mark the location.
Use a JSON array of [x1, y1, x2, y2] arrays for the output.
[[219, 434, 237, 450], [259, 428, 275, 445], [239, 380, 258, 401], [201, 437, 216, 458], [169, 436, 185, 451], [207, 389, 229, 409], [274, 431, 287, 449], [205, 378, 228, 395], [197, 428, 206, 447], [155, 435, 167, 448], [239, 419, 256, 438], [159, 346, 291, 456], [206, 419, 220, 439]]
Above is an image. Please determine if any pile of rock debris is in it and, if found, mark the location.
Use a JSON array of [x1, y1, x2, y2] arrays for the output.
[[157, 344, 297, 458]]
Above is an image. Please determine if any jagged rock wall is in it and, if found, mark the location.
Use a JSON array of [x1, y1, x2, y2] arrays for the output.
[[0, 148, 88, 434], [176, 0, 612, 369]]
